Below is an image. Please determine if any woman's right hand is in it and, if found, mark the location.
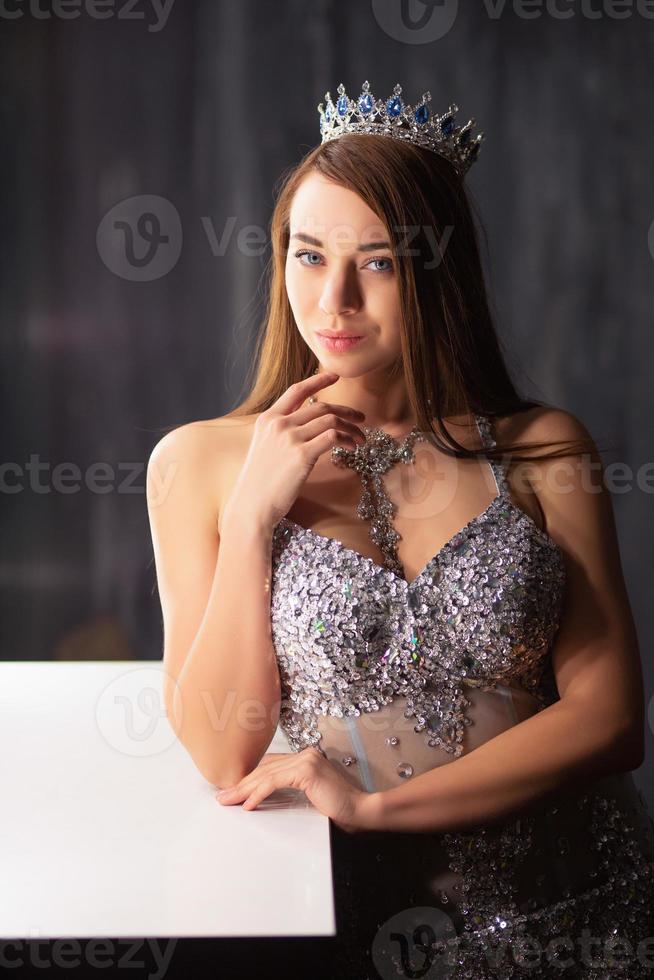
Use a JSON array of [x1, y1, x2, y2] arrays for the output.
[[223, 372, 367, 533]]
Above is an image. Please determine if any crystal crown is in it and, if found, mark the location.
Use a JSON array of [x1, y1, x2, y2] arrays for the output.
[[318, 80, 484, 177]]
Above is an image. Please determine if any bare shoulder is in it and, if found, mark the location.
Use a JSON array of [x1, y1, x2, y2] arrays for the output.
[[495, 405, 605, 546], [495, 404, 595, 450], [148, 412, 258, 460], [493, 405, 600, 541], [146, 413, 259, 527]]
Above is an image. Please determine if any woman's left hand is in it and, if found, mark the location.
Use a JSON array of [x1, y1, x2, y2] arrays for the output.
[[215, 746, 369, 834]]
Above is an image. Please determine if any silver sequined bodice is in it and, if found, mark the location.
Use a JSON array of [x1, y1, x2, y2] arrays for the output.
[[271, 414, 566, 785], [269, 413, 654, 977]]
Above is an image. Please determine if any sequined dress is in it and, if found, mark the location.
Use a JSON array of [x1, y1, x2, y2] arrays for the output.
[[270, 414, 654, 979]]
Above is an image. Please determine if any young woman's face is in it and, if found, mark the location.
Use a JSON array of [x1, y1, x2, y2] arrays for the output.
[[285, 172, 402, 377]]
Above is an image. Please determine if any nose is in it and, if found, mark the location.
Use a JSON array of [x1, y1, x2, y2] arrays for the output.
[[318, 267, 361, 316]]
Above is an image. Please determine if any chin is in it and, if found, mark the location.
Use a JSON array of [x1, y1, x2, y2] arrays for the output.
[[314, 357, 371, 377], [315, 351, 396, 376]]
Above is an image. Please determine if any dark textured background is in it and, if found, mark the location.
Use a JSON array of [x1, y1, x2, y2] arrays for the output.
[[1, 1, 652, 804]]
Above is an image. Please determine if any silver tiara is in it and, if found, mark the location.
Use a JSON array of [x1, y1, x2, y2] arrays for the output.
[[317, 80, 484, 177]]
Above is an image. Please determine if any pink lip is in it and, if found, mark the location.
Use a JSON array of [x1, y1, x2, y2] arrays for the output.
[[317, 333, 368, 353]]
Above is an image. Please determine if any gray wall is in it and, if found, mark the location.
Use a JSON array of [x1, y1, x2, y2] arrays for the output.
[[1, 0, 653, 803]]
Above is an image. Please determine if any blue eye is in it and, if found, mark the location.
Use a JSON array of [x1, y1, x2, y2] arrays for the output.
[[295, 250, 323, 266], [293, 249, 393, 273], [367, 257, 393, 273]]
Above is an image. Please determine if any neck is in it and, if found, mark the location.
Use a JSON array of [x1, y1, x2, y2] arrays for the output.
[[313, 369, 418, 436]]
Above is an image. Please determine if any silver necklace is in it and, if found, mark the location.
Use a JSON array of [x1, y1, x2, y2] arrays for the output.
[[307, 382, 426, 577], [331, 424, 427, 577]]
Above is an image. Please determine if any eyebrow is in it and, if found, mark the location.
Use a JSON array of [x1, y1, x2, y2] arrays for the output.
[[290, 231, 391, 252]]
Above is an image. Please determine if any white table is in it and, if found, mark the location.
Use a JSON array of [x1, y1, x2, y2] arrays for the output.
[[0, 661, 335, 940]]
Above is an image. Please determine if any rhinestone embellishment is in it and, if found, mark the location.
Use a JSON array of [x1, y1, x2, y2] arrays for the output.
[[330, 423, 427, 579], [318, 80, 484, 177]]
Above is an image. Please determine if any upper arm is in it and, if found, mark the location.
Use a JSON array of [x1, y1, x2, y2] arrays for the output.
[[511, 407, 645, 767], [146, 423, 223, 723]]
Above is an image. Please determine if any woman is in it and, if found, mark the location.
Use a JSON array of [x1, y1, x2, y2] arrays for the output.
[[147, 82, 654, 978]]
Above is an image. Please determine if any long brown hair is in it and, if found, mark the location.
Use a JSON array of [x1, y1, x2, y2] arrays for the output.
[[227, 134, 599, 465], [149, 133, 601, 474]]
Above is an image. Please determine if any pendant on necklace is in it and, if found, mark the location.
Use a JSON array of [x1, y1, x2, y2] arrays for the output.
[[330, 425, 427, 578]]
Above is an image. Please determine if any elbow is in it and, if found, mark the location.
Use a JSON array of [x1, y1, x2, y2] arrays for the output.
[[202, 737, 279, 788], [180, 742, 252, 791], [571, 697, 646, 775], [163, 699, 246, 787], [177, 746, 250, 790], [206, 766, 250, 791], [618, 739, 645, 772], [164, 679, 278, 788], [607, 723, 645, 773]]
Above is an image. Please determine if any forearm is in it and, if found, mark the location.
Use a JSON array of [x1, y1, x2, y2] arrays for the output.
[[174, 510, 282, 787], [357, 696, 638, 834]]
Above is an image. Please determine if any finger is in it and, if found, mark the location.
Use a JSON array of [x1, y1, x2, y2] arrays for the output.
[[215, 762, 283, 802], [242, 777, 277, 811], [297, 413, 367, 446], [274, 372, 339, 415], [215, 788, 242, 804], [293, 401, 366, 424], [257, 752, 294, 766], [216, 750, 317, 804], [216, 777, 250, 802]]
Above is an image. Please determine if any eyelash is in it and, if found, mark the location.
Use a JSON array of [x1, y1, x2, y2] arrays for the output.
[[293, 249, 394, 274]]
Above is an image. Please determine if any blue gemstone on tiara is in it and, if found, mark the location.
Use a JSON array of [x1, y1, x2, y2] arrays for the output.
[[386, 96, 403, 117], [316, 81, 484, 178], [358, 93, 373, 115]]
